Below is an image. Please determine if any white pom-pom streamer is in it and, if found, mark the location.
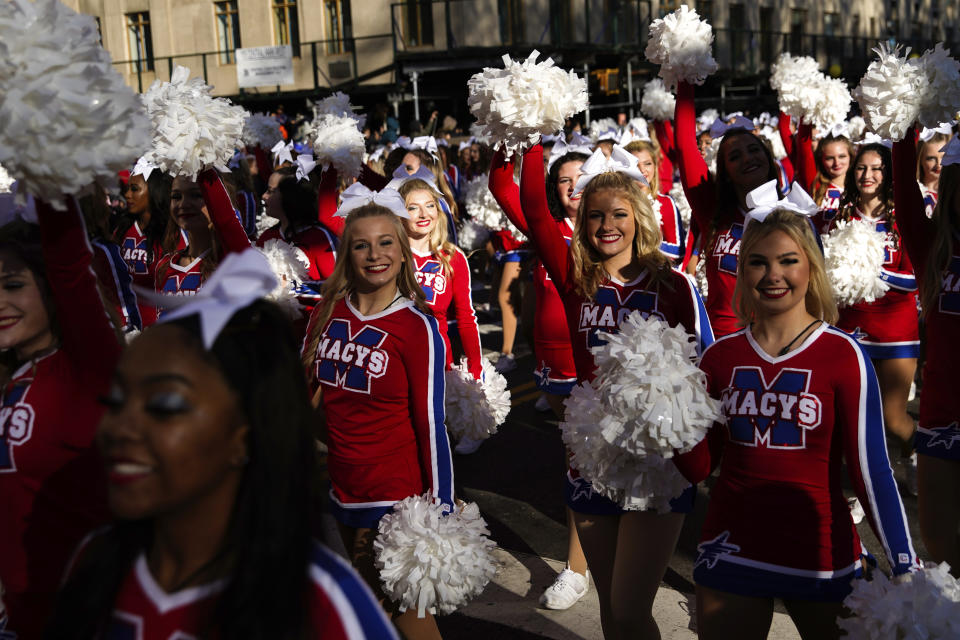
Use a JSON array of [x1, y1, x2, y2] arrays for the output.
[[853, 44, 928, 142], [694, 255, 708, 300], [303, 114, 365, 179], [838, 563, 960, 639], [0, 0, 151, 207], [0, 164, 13, 194], [468, 50, 588, 157], [445, 358, 510, 441], [759, 126, 788, 160], [808, 75, 852, 130], [917, 44, 960, 129], [457, 219, 491, 252], [242, 112, 283, 150], [641, 79, 677, 121], [464, 174, 517, 236], [669, 181, 692, 229], [375, 495, 497, 617], [560, 313, 721, 512], [255, 238, 310, 319], [312, 91, 366, 129], [141, 66, 246, 178], [769, 53, 820, 94], [822, 218, 890, 306], [847, 116, 867, 142], [645, 5, 719, 90], [255, 213, 280, 239]]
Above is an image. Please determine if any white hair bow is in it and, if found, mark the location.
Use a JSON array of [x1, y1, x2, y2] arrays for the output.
[[386, 165, 442, 195], [816, 122, 850, 140], [709, 116, 756, 139], [335, 182, 410, 219], [743, 180, 818, 230], [569, 131, 593, 147], [139, 249, 279, 349], [295, 154, 317, 181], [132, 156, 159, 182], [920, 123, 954, 142], [547, 138, 594, 170], [573, 146, 649, 196], [458, 140, 473, 152], [941, 137, 960, 167], [595, 128, 619, 143], [860, 132, 893, 148], [400, 135, 439, 159], [271, 140, 294, 165]]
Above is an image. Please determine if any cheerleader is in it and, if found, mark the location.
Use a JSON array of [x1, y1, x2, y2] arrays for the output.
[[302, 193, 452, 640], [674, 206, 918, 640], [893, 132, 960, 573], [675, 81, 784, 336], [0, 197, 117, 638], [49, 260, 396, 639], [795, 124, 853, 233], [917, 128, 952, 218], [831, 143, 919, 483], [623, 139, 688, 267], [519, 141, 712, 639]]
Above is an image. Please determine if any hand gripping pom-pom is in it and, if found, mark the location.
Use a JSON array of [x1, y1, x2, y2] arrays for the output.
[[917, 44, 960, 129], [838, 562, 960, 639], [303, 114, 365, 179], [445, 358, 510, 441], [822, 218, 890, 307], [640, 79, 677, 121], [255, 239, 310, 319], [140, 66, 246, 178], [0, 0, 151, 207], [560, 313, 722, 512], [467, 50, 588, 157], [852, 44, 929, 142], [645, 5, 719, 90], [375, 495, 497, 617], [242, 112, 283, 150]]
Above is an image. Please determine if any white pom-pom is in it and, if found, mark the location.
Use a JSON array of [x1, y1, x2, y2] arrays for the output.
[[312, 91, 366, 128], [457, 219, 491, 252], [822, 219, 890, 306], [847, 116, 867, 141], [808, 75, 852, 130], [375, 495, 497, 617], [469, 122, 493, 146], [769, 54, 849, 128], [769, 53, 820, 94], [588, 117, 618, 142], [853, 44, 929, 142], [641, 79, 677, 121], [0, 0, 151, 207], [839, 563, 960, 639], [303, 114, 365, 179], [668, 181, 692, 229], [758, 126, 788, 160], [917, 44, 960, 129], [256, 213, 280, 238], [0, 164, 13, 194], [254, 238, 309, 318], [463, 174, 516, 235], [445, 358, 510, 441], [242, 112, 283, 150], [468, 50, 588, 157], [560, 313, 721, 512], [141, 66, 246, 178], [645, 5, 719, 90]]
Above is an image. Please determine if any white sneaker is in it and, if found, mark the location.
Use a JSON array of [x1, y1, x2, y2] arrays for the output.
[[535, 394, 552, 412], [494, 353, 516, 373], [848, 497, 865, 525], [904, 453, 918, 496], [539, 568, 589, 610], [454, 436, 483, 455]]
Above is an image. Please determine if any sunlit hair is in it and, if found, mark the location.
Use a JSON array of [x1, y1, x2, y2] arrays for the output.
[[623, 140, 661, 195], [916, 132, 952, 184], [733, 210, 838, 325], [921, 163, 960, 315], [396, 148, 460, 221], [838, 143, 898, 246], [812, 134, 855, 205], [546, 152, 590, 220], [398, 178, 456, 276], [301, 204, 427, 370], [570, 171, 670, 299], [159, 173, 224, 283]]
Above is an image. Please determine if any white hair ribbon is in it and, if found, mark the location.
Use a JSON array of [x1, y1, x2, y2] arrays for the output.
[[743, 180, 818, 230], [386, 165, 443, 195], [919, 123, 954, 142], [458, 140, 473, 152], [368, 145, 388, 162], [709, 116, 756, 139], [569, 131, 593, 147], [573, 146, 649, 196], [399, 136, 439, 159], [542, 134, 561, 145], [627, 117, 650, 141], [547, 138, 594, 170], [335, 183, 410, 219], [295, 154, 317, 182], [271, 140, 294, 165], [0, 181, 38, 227], [139, 249, 278, 349], [941, 137, 960, 167], [595, 128, 619, 143], [132, 156, 159, 182], [859, 132, 893, 148], [816, 122, 851, 140]]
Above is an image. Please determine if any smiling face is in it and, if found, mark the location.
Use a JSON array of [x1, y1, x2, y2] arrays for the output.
[[820, 140, 851, 181], [97, 324, 247, 521], [632, 149, 656, 190], [0, 250, 53, 361], [854, 150, 884, 201], [556, 159, 584, 218], [743, 229, 810, 319], [920, 141, 945, 185], [402, 188, 440, 241], [170, 177, 210, 234], [124, 174, 149, 217], [584, 189, 636, 261], [720, 133, 771, 191], [349, 214, 405, 294]]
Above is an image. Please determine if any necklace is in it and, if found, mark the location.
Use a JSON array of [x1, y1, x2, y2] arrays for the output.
[[777, 320, 822, 356]]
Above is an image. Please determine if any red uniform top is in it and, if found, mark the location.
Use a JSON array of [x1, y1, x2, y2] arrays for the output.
[[919, 183, 938, 219], [675, 82, 750, 336], [119, 224, 188, 327], [99, 541, 398, 639], [653, 119, 676, 193], [155, 170, 250, 297], [894, 136, 960, 436], [305, 298, 454, 522], [675, 326, 919, 578], [793, 123, 845, 234], [256, 223, 338, 282], [412, 248, 483, 378], [0, 199, 117, 639]]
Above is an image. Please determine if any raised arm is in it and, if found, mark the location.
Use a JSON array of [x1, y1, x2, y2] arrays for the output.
[[198, 169, 250, 255], [778, 111, 795, 161], [450, 249, 484, 379], [316, 168, 345, 237], [518, 144, 573, 288], [794, 123, 817, 192], [674, 82, 717, 234], [892, 133, 934, 278], [488, 149, 529, 236], [653, 119, 675, 192]]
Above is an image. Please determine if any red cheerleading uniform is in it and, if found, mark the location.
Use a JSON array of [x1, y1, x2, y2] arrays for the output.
[[256, 223, 338, 282], [654, 193, 687, 265], [793, 123, 845, 234], [653, 119, 676, 193], [90, 239, 142, 332], [118, 223, 187, 327], [919, 183, 938, 219], [305, 298, 454, 528], [826, 211, 919, 359], [412, 248, 483, 378], [96, 540, 398, 639], [894, 136, 960, 459], [675, 326, 919, 600], [0, 199, 117, 639]]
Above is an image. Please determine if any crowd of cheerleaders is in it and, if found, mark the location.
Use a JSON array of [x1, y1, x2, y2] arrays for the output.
[[0, 83, 958, 639]]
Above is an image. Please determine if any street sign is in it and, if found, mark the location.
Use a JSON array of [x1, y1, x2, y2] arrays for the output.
[[236, 45, 294, 88]]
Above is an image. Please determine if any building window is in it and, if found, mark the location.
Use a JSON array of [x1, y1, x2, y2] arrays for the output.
[[126, 12, 154, 72], [697, 0, 713, 22], [215, 1, 241, 64], [273, 0, 300, 56], [549, 0, 573, 44], [789, 8, 806, 53], [498, 0, 524, 44], [404, 0, 433, 47], [759, 6, 774, 67], [325, 0, 353, 54]]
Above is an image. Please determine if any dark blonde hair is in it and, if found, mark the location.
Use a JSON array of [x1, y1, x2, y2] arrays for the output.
[[623, 140, 661, 196], [812, 135, 855, 205], [733, 210, 838, 325], [301, 204, 427, 370], [921, 164, 960, 315], [570, 171, 671, 299], [398, 178, 456, 276]]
